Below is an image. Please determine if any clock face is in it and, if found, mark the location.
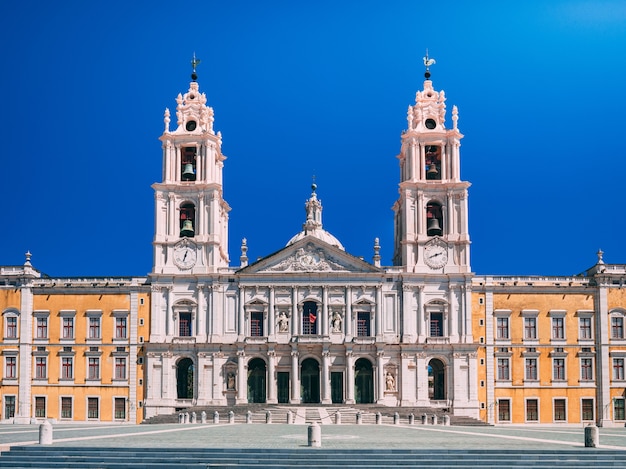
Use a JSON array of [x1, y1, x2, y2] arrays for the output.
[[173, 242, 197, 269], [424, 244, 448, 269]]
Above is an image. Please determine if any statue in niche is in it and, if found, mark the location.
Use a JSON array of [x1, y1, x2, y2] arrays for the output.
[[227, 372, 236, 390], [385, 372, 396, 391], [278, 312, 289, 333], [331, 312, 342, 333]]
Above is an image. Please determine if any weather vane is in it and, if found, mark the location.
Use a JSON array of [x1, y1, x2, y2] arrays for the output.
[[191, 53, 201, 81], [423, 49, 436, 79]]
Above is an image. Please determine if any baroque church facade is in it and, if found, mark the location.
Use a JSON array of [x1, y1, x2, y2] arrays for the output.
[[1, 63, 625, 426]]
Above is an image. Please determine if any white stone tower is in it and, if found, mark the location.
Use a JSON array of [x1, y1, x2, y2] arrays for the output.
[[152, 56, 230, 275], [392, 54, 470, 274]]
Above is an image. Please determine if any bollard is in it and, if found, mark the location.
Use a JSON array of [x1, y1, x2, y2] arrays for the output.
[[213, 411, 220, 424], [286, 410, 293, 424], [431, 414, 437, 425], [38, 420, 53, 445], [266, 410, 272, 424], [190, 411, 197, 424], [308, 422, 321, 448], [228, 411, 235, 424], [394, 412, 400, 425], [408, 413, 414, 425], [356, 411, 362, 424], [335, 412, 341, 425], [584, 424, 599, 448], [178, 412, 184, 424], [183, 412, 189, 424], [376, 412, 382, 424], [246, 410, 252, 424], [421, 413, 428, 425], [201, 411, 207, 424], [442, 415, 450, 426]]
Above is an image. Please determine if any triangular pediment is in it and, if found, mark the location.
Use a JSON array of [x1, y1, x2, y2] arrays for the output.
[[238, 236, 381, 274]]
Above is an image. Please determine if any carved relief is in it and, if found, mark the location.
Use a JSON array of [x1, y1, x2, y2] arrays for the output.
[[264, 244, 347, 273]]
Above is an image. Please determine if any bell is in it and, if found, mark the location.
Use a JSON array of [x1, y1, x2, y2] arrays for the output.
[[180, 219, 195, 237], [427, 164, 439, 178], [182, 164, 195, 181], [427, 218, 442, 236]]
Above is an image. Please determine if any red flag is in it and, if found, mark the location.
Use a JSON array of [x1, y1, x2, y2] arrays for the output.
[[309, 313, 317, 323]]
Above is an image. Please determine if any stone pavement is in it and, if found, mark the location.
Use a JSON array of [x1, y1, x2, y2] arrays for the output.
[[0, 421, 625, 451]]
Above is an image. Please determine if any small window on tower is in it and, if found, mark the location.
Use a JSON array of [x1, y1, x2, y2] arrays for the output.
[[425, 145, 441, 180], [181, 147, 197, 181], [180, 203, 196, 238], [426, 201, 443, 236]]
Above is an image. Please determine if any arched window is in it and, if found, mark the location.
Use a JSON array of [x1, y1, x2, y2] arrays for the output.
[[428, 358, 446, 400], [354, 358, 374, 404], [181, 146, 197, 181], [180, 202, 196, 238], [425, 145, 441, 180], [247, 358, 267, 403], [426, 201, 443, 236]]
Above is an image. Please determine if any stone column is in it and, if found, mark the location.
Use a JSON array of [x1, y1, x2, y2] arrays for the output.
[[268, 287, 275, 337], [238, 287, 245, 339], [375, 285, 382, 338], [448, 285, 459, 342], [417, 286, 425, 342], [345, 351, 355, 404], [447, 189, 454, 236], [416, 353, 429, 406], [165, 286, 174, 338], [197, 284, 206, 340], [290, 349, 300, 403], [168, 193, 176, 238], [402, 284, 415, 342], [321, 350, 331, 404], [400, 353, 416, 406], [345, 287, 352, 338], [376, 350, 385, 404], [267, 350, 277, 404], [291, 287, 299, 336], [322, 287, 329, 336], [236, 350, 247, 404]]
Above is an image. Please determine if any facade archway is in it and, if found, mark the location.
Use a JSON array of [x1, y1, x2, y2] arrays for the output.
[[428, 358, 446, 400], [176, 357, 194, 399], [354, 358, 374, 404], [301, 358, 320, 403], [247, 358, 267, 403]]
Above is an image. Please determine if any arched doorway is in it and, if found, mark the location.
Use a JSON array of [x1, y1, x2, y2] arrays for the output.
[[301, 358, 320, 403], [247, 358, 267, 403], [176, 358, 194, 399], [428, 358, 446, 400], [354, 358, 374, 404]]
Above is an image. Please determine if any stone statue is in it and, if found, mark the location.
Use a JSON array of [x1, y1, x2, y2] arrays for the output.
[[386, 372, 395, 391], [331, 312, 342, 332], [278, 312, 289, 333], [227, 372, 235, 390]]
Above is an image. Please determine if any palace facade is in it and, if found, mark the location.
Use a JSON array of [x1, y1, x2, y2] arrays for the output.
[[1, 66, 625, 426]]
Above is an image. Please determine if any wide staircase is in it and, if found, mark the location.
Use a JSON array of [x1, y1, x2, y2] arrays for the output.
[[142, 404, 489, 426], [0, 446, 624, 468]]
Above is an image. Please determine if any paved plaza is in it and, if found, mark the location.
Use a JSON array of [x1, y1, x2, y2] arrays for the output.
[[1, 421, 625, 452]]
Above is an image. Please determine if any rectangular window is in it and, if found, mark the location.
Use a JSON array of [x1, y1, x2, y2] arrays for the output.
[[357, 312, 371, 337], [524, 317, 537, 340], [36, 317, 48, 339], [580, 358, 593, 381], [5, 357, 16, 379], [579, 317, 592, 339], [497, 358, 510, 380], [496, 317, 509, 339], [114, 398, 126, 419], [611, 317, 624, 339], [498, 399, 511, 421], [582, 399, 594, 421], [87, 397, 99, 419], [35, 357, 47, 379], [114, 358, 126, 380], [61, 397, 72, 419], [61, 357, 73, 380], [6, 316, 17, 338], [4, 396, 15, 418], [35, 397, 46, 418], [613, 358, 625, 380], [430, 312, 443, 337], [525, 358, 537, 380], [115, 317, 128, 339], [178, 313, 191, 337], [88, 358, 100, 380], [615, 398, 626, 421], [250, 312, 263, 337], [553, 358, 566, 380], [88, 317, 101, 339], [302, 303, 318, 335], [554, 399, 567, 421], [526, 399, 539, 421], [62, 317, 74, 339], [552, 317, 565, 339]]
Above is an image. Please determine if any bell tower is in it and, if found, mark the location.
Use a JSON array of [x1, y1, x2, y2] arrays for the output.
[[392, 54, 470, 273], [152, 57, 230, 274]]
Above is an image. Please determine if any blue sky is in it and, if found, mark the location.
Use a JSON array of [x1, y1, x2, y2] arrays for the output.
[[1, 1, 625, 277]]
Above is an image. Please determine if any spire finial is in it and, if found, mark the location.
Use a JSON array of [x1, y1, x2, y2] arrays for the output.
[[423, 49, 436, 80], [191, 53, 201, 82], [311, 174, 317, 193]]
